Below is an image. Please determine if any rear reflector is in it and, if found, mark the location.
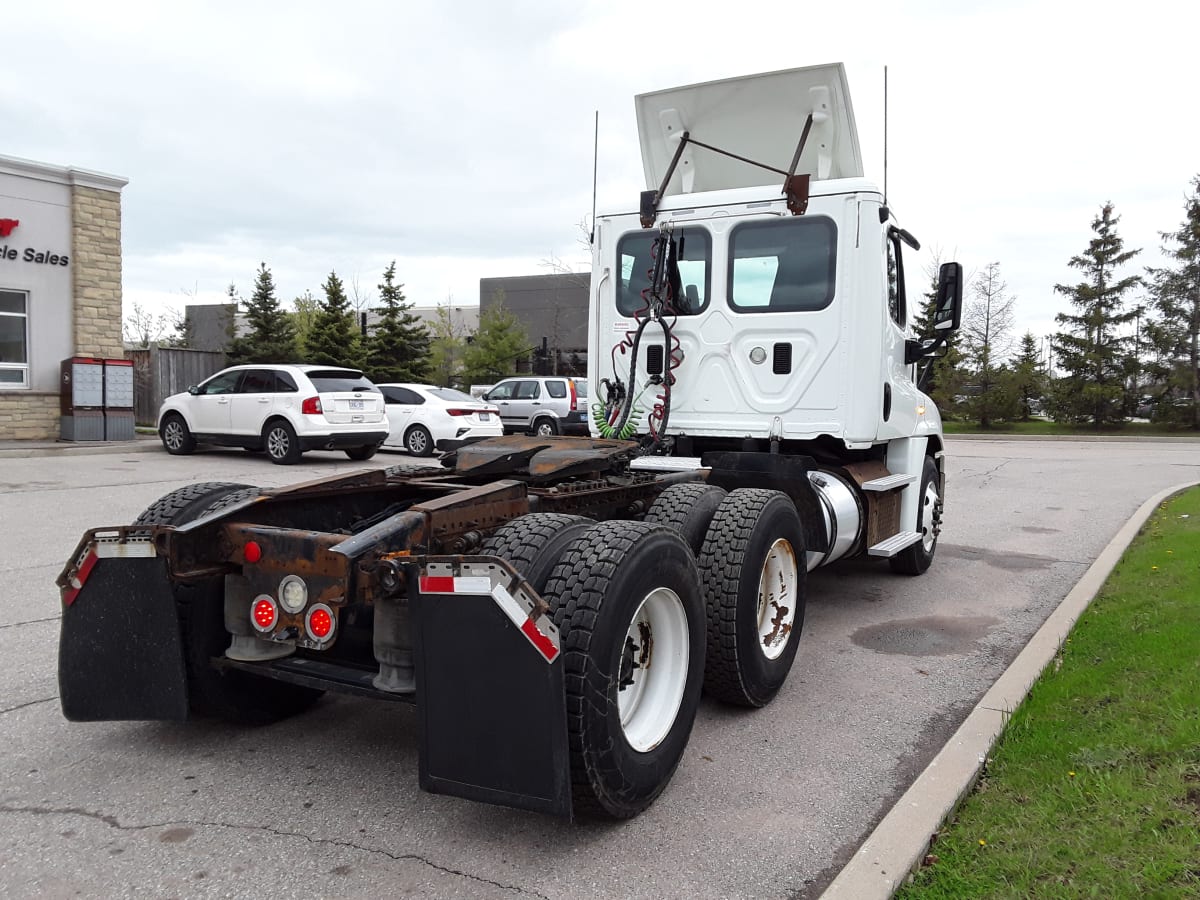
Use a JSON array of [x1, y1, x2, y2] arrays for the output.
[[301, 396, 323, 415], [251, 595, 277, 632], [244, 541, 262, 564]]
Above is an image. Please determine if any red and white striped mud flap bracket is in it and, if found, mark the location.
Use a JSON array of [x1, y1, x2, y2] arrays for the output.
[[411, 556, 572, 818], [60, 529, 158, 606], [418, 560, 561, 662]]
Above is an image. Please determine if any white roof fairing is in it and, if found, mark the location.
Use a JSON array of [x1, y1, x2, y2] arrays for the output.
[[635, 63, 863, 196]]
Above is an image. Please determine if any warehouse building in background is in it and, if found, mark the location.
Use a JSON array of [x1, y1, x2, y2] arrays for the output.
[[0, 154, 127, 440]]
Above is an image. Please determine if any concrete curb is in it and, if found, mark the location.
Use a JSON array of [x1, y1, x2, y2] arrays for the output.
[[0, 438, 160, 459], [819, 478, 1200, 899]]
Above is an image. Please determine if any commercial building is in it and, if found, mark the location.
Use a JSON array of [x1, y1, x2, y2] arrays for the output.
[[479, 272, 588, 375], [0, 153, 128, 440]]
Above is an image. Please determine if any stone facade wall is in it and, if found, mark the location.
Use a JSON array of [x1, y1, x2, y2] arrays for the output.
[[70, 185, 123, 358], [0, 392, 60, 440]]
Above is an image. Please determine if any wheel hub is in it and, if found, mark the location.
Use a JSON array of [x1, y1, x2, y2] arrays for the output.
[[617, 587, 688, 753], [756, 538, 798, 660]]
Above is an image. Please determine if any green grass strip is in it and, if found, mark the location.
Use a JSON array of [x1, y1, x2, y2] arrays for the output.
[[942, 420, 1199, 437], [897, 488, 1200, 899]]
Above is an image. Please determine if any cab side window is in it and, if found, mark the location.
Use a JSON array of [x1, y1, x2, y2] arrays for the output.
[[887, 233, 906, 327]]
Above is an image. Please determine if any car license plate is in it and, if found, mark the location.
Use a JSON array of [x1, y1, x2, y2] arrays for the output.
[[349, 399, 363, 410], [479, 412, 490, 421]]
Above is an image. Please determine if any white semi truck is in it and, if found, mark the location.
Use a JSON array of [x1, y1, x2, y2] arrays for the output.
[[56, 63, 961, 821]]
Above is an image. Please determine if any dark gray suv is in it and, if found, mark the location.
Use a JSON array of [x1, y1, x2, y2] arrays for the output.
[[483, 376, 589, 436]]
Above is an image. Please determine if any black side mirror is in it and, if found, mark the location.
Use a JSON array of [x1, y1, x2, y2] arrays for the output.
[[187, 385, 200, 396], [934, 262, 963, 332]]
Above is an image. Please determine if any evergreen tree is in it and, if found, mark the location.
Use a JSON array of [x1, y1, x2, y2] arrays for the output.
[[228, 263, 298, 363], [462, 299, 529, 384], [304, 271, 363, 368], [1144, 176, 1200, 429], [1009, 331, 1045, 420], [365, 261, 432, 383], [1050, 203, 1141, 428], [428, 303, 471, 388], [961, 262, 1017, 427]]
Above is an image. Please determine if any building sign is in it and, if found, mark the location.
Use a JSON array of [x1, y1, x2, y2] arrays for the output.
[[0, 217, 69, 266]]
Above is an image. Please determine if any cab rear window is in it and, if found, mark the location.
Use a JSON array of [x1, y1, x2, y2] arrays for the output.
[[616, 227, 711, 315]]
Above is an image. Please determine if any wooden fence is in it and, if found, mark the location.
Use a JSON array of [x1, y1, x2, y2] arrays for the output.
[[128, 348, 226, 426]]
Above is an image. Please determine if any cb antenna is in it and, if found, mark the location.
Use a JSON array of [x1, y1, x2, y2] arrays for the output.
[[590, 110, 599, 244], [883, 65, 889, 206]]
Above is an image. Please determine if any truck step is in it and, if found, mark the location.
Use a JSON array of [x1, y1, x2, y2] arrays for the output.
[[861, 472, 917, 491], [867, 531, 923, 557], [215, 655, 416, 704]]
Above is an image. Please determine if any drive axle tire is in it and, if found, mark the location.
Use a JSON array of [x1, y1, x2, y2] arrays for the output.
[[644, 483, 728, 554], [698, 489, 806, 708], [890, 456, 942, 576], [134, 483, 324, 724], [541, 521, 704, 819], [481, 513, 595, 593]]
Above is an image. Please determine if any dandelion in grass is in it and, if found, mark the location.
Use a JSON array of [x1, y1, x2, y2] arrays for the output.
[[978, 839, 987, 847]]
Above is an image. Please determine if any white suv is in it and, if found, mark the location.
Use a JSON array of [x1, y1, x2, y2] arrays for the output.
[[157, 364, 389, 465], [483, 376, 589, 436]]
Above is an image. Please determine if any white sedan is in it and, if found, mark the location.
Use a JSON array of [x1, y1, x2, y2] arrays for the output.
[[378, 384, 503, 456]]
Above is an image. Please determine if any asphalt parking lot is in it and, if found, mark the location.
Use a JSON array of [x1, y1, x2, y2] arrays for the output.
[[1, 439, 1198, 899]]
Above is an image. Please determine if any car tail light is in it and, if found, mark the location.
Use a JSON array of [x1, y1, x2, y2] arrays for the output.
[[301, 396, 323, 415], [251, 595, 277, 632], [306, 603, 336, 642], [445, 408, 474, 417], [569, 379, 578, 411]]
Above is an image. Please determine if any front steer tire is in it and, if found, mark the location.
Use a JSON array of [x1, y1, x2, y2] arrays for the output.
[[134, 483, 324, 724], [541, 521, 705, 819], [889, 456, 941, 576]]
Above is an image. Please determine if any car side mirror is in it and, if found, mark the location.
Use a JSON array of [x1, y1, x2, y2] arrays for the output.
[[934, 262, 963, 332], [187, 385, 200, 396]]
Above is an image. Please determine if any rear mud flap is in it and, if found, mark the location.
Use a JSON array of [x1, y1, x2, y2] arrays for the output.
[[412, 584, 571, 819], [59, 557, 189, 721]]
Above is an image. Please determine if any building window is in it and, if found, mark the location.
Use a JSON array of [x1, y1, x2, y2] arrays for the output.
[[0, 289, 29, 388]]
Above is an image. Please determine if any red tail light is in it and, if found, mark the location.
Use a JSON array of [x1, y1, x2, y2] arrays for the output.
[[568, 379, 578, 411], [301, 396, 323, 415], [306, 603, 336, 642], [251, 596, 277, 632], [445, 408, 474, 417]]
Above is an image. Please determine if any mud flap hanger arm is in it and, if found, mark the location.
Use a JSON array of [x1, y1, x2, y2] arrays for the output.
[[638, 113, 815, 228]]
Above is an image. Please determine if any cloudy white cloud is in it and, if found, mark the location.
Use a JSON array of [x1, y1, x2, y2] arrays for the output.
[[3, 0, 1196, 354]]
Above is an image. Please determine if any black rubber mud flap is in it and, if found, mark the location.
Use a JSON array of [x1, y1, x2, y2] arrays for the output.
[[412, 587, 572, 819], [59, 558, 189, 721]]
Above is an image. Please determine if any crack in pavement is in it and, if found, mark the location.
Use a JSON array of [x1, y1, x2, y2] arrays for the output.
[[0, 803, 550, 898], [0, 616, 60, 631], [0, 696, 58, 717], [962, 458, 1012, 487]]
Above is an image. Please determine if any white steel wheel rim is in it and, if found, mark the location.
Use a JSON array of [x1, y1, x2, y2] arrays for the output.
[[267, 427, 289, 458], [756, 538, 798, 660], [920, 481, 940, 552], [163, 420, 184, 449], [408, 429, 427, 453], [617, 587, 689, 753]]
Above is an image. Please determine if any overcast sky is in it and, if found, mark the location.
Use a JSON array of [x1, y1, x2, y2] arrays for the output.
[[4, 0, 1197, 356]]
